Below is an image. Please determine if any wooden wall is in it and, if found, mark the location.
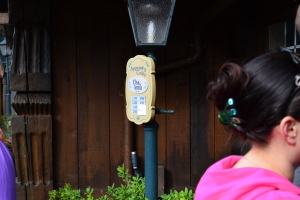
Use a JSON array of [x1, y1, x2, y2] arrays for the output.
[[5, 0, 298, 199], [52, 6, 136, 191], [50, 0, 257, 195]]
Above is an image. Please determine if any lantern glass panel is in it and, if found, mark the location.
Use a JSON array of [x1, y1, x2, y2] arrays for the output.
[[131, 0, 174, 44], [0, 37, 12, 56]]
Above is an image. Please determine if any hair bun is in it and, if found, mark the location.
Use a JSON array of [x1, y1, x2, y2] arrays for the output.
[[207, 62, 249, 110]]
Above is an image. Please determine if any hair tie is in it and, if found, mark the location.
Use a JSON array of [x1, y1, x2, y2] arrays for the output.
[[218, 98, 243, 132]]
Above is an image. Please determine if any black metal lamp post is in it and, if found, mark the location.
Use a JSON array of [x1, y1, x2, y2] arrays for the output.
[[127, 1, 176, 199], [0, 37, 12, 115]]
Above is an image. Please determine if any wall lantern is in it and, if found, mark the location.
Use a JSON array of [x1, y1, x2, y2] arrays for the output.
[[127, 0, 176, 54], [0, 37, 12, 115]]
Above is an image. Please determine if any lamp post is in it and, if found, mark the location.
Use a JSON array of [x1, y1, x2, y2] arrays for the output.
[[0, 37, 12, 115], [127, 1, 176, 199]]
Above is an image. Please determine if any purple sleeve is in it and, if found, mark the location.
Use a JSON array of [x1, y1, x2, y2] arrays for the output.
[[0, 141, 16, 200]]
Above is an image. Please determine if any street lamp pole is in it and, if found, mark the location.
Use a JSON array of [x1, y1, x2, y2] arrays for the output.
[[143, 118, 159, 199], [0, 37, 12, 115], [126, 1, 176, 199], [5, 55, 10, 115]]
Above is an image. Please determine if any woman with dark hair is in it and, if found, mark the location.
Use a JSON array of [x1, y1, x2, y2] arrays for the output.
[[195, 49, 300, 199]]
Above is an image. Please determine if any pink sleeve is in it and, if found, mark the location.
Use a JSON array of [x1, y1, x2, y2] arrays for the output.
[[257, 190, 300, 199]]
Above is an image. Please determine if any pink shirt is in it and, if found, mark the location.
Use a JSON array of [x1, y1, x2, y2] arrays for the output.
[[195, 156, 300, 199]]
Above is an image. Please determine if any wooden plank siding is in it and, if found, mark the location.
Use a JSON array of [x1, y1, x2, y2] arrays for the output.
[[50, 0, 259, 195], [12, 116, 52, 200], [164, 12, 193, 190], [52, 12, 79, 189], [77, 13, 111, 190], [51, 8, 137, 193], [5, 0, 299, 199], [108, 12, 134, 186], [51, 9, 225, 194]]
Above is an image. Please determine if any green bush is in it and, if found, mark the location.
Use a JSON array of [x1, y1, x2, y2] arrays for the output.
[[49, 183, 81, 199], [98, 164, 145, 200], [49, 183, 99, 200], [0, 114, 14, 153], [160, 188, 194, 200], [48, 164, 195, 200]]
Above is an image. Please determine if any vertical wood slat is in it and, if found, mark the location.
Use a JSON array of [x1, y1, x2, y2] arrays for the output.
[[12, 116, 28, 184], [52, 12, 78, 189], [190, 19, 219, 186], [165, 12, 192, 188], [108, 12, 133, 185], [10, 22, 27, 91], [16, 184, 26, 200], [77, 13, 110, 189], [10, 0, 51, 92], [156, 75, 167, 167], [154, 48, 167, 168], [26, 116, 52, 185], [135, 115, 145, 172], [27, 116, 53, 200], [190, 61, 214, 186], [165, 69, 190, 188], [12, 116, 52, 200]]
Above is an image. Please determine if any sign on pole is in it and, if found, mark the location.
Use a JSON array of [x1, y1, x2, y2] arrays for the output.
[[125, 55, 156, 125]]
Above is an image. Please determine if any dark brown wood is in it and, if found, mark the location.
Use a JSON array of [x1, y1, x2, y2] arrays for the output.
[[16, 184, 26, 200], [12, 116, 28, 185], [108, 12, 134, 185], [134, 114, 145, 173], [190, 47, 214, 186], [154, 44, 168, 171], [165, 69, 191, 188], [10, 23, 27, 91], [28, 73, 51, 91], [26, 116, 52, 184], [12, 116, 52, 200], [77, 13, 110, 190], [26, 184, 50, 200], [164, 12, 192, 189], [156, 76, 167, 167], [158, 165, 165, 196], [10, 2, 53, 199], [26, 116, 52, 199], [52, 12, 78, 189], [13, 116, 28, 200], [10, 0, 51, 91], [196, 0, 238, 27], [47, 0, 298, 196], [12, 93, 51, 116]]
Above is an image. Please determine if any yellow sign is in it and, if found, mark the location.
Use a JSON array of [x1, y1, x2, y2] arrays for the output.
[[125, 55, 156, 125]]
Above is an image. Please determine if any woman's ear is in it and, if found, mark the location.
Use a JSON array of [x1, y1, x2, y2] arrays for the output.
[[280, 116, 297, 145]]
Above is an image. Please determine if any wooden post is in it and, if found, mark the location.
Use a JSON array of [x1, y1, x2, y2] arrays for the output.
[[12, 116, 53, 200], [8, 0, 53, 199]]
